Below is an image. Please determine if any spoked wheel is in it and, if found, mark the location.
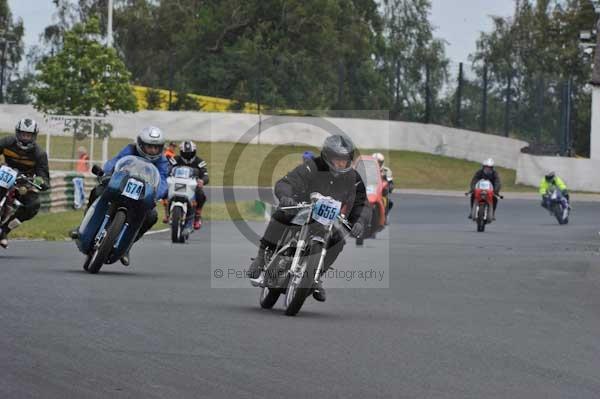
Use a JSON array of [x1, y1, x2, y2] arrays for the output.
[[171, 207, 184, 243], [87, 210, 127, 274], [284, 242, 323, 316], [259, 287, 281, 309]]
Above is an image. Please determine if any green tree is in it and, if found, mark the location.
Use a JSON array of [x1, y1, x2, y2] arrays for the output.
[[172, 92, 201, 111], [380, 0, 448, 120], [6, 73, 34, 104], [145, 87, 163, 110], [469, 0, 595, 154], [0, 0, 25, 103], [33, 17, 137, 116]]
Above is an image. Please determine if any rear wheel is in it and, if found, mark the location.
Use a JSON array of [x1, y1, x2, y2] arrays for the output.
[[87, 210, 127, 274], [476, 205, 486, 232], [171, 207, 184, 243], [284, 242, 323, 316]]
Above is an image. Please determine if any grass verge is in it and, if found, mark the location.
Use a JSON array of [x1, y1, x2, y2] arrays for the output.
[[11, 201, 265, 241], [1, 133, 534, 191]]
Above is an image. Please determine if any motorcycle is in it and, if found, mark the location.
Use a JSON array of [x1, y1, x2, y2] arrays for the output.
[[467, 179, 502, 232], [0, 164, 43, 232], [353, 155, 387, 246], [167, 166, 197, 243], [75, 155, 161, 274], [545, 187, 569, 225], [250, 192, 352, 316]]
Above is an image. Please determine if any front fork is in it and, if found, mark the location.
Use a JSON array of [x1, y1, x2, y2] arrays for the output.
[[289, 222, 332, 285]]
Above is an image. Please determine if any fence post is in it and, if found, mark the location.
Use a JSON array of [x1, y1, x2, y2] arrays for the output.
[[559, 78, 573, 156], [480, 63, 488, 133], [425, 63, 431, 124], [455, 62, 463, 128], [503, 72, 512, 137], [90, 115, 95, 165], [536, 76, 544, 146], [102, 136, 109, 166]]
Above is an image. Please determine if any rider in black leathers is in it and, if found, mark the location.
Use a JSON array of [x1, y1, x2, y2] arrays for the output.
[[0, 118, 50, 247], [248, 135, 370, 302]]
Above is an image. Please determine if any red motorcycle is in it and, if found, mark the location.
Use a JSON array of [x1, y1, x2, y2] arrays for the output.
[[353, 155, 387, 245], [467, 179, 502, 232]]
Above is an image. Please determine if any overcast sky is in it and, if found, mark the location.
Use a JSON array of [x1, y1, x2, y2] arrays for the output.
[[9, 0, 516, 69]]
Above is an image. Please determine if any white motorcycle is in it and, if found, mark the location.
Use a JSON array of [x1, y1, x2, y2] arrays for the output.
[[167, 166, 198, 243]]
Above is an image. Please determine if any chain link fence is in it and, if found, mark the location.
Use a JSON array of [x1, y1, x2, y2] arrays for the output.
[[423, 62, 590, 157]]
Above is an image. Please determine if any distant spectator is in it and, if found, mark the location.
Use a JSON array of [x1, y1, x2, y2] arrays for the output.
[[164, 141, 177, 159], [76, 146, 90, 173]]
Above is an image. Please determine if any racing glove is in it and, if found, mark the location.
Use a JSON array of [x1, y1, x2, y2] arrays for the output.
[[33, 176, 49, 191], [351, 222, 364, 238], [278, 196, 297, 207]]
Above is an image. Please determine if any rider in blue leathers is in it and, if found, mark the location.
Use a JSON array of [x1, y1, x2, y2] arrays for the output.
[[82, 126, 169, 265]]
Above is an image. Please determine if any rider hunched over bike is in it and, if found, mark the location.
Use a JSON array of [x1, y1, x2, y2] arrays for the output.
[[81, 126, 169, 265], [539, 171, 570, 210], [248, 135, 370, 302], [373, 152, 394, 219], [469, 158, 501, 219], [0, 118, 50, 248], [163, 140, 208, 230]]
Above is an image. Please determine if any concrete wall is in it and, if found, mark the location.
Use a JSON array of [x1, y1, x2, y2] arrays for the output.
[[516, 153, 600, 192], [0, 105, 528, 168]]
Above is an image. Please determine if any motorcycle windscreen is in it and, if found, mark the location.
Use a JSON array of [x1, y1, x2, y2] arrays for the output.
[[171, 166, 194, 179], [113, 155, 161, 190], [355, 159, 380, 187], [291, 208, 311, 225], [475, 179, 493, 190]]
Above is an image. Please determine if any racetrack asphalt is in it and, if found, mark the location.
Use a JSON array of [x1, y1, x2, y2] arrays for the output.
[[1, 193, 600, 398]]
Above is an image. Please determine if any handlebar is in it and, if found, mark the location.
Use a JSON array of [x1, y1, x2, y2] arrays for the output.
[[465, 190, 503, 200], [16, 175, 44, 191]]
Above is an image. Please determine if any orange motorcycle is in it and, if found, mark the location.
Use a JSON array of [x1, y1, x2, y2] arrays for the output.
[[353, 155, 387, 246]]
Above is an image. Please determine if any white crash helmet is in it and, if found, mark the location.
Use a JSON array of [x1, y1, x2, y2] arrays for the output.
[[136, 126, 165, 161], [482, 158, 495, 168], [15, 118, 40, 151], [372, 152, 385, 166]]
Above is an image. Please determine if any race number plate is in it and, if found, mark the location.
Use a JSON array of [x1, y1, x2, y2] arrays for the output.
[[0, 165, 18, 189], [122, 178, 144, 200], [312, 197, 342, 226]]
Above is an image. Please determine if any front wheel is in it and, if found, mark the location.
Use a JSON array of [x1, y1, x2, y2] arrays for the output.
[[171, 206, 185, 243], [87, 210, 127, 274], [476, 204, 486, 232], [259, 287, 281, 309], [284, 242, 323, 316]]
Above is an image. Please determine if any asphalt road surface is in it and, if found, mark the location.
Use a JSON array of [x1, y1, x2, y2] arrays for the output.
[[1, 193, 600, 398]]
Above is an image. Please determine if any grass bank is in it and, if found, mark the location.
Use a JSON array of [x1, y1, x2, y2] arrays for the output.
[[11, 201, 264, 241], [0, 133, 533, 191]]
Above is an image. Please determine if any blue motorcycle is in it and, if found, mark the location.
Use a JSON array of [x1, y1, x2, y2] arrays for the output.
[[545, 187, 570, 225], [75, 155, 161, 273]]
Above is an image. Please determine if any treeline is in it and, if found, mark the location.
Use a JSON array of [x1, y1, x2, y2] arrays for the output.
[[32, 0, 448, 119], [1, 0, 598, 153]]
